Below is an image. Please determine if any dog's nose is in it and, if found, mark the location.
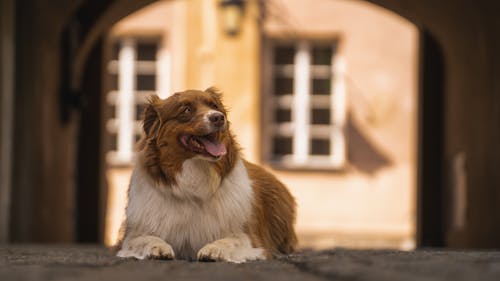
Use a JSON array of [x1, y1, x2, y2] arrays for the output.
[[208, 112, 225, 127]]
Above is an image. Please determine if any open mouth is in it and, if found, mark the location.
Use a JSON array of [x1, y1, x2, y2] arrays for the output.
[[180, 131, 227, 158]]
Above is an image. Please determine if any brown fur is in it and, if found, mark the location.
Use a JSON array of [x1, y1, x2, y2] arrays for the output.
[[245, 161, 298, 257], [138, 88, 234, 186], [121, 87, 297, 258]]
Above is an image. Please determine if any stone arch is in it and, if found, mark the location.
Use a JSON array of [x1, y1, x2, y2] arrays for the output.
[[71, 0, 160, 90]]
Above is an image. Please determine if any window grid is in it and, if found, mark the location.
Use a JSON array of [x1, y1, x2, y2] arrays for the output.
[[105, 37, 167, 166], [268, 40, 346, 169]]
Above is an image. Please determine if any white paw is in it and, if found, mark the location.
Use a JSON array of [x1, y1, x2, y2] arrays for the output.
[[197, 234, 266, 263], [117, 236, 175, 260], [197, 243, 227, 261]]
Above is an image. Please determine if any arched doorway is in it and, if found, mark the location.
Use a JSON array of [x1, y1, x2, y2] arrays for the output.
[[71, 0, 444, 248]]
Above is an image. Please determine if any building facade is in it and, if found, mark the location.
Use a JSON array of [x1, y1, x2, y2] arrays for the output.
[[102, 0, 418, 249]]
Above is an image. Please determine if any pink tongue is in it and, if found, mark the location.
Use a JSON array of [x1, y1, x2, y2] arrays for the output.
[[199, 138, 227, 157]]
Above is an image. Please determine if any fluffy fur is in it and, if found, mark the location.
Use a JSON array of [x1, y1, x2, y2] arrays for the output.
[[117, 87, 297, 263]]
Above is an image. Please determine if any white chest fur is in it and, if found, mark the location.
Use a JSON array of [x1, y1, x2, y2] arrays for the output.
[[125, 157, 254, 259]]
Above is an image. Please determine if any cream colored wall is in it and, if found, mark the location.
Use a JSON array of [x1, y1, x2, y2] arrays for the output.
[[104, 0, 418, 249]]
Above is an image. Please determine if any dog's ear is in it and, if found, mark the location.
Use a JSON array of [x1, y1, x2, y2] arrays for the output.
[[142, 95, 161, 136], [205, 86, 229, 113], [205, 86, 223, 101]]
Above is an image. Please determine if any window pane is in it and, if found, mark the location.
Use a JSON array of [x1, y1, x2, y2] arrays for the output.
[[312, 46, 332, 65], [274, 77, 293, 95], [273, 137, 293, 155], [108, 105, 116, 119], [135, 134, 142, 143], [274, 46, 295, 65], [311, 108, 331, 124], [110, 134, 118, 151], [275, 108, 292, 123], [312, 78, 331, 95], [110, 74, 118, 90], [311, 138, 330, 155], [137, 42, 158, 61], [112, 42, 120, 60], [136, 74, 156, 91]]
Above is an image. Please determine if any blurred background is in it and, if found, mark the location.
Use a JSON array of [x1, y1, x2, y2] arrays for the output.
[[1, 0, 499, 250], [102, 0, 417, 249]]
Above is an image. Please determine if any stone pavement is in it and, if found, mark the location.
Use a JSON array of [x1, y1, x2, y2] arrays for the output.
[[1, 245, 500, 281]]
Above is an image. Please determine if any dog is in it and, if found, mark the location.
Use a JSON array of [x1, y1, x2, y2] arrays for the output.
[[116, 87, 297, 263]]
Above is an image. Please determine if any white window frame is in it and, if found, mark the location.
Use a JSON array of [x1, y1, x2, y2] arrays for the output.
[[264, 39, 347, 170], [105, 36, 170, 166]]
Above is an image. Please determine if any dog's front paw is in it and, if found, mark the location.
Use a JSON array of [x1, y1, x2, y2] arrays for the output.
[[117, 235, 175, 260], [197, 242, 227, 262], [145, 242, 175, 260], [197, 234, 265, 263]]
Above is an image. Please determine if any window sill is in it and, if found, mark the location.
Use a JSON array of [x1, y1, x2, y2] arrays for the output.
[[267, 156, 347, 172]]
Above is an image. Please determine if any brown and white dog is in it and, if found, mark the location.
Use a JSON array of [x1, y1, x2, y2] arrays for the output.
[[116, 87, 297, 263]]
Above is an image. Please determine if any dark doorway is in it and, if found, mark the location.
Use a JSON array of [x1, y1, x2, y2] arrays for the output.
[[76, 38, 105, 243], [417, 29, 445, 247]]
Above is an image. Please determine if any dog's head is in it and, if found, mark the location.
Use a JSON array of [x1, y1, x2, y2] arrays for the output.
[[141, 87, 231, 165]]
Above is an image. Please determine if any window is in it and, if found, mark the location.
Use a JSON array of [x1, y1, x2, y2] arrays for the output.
[[264, 40, 347, 169], [105, 37, 170, 165]]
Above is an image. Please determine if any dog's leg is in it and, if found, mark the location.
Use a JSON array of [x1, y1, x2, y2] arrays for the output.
[[197, 233, 265, 263], [117, 235, 175, 260]]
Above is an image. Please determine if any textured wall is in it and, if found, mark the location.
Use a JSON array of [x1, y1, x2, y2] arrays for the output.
[[10, 0, 83, 242]]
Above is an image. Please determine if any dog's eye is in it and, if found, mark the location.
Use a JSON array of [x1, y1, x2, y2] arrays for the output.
[[183, 106, 192, 114], [209, 102, 219, 109]]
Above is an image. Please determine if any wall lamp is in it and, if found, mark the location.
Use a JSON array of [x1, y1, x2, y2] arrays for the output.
[[219, 0, 246, 36]]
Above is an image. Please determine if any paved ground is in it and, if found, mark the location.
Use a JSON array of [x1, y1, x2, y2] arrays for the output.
[[1, 245, 500, 281]]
